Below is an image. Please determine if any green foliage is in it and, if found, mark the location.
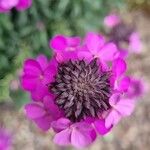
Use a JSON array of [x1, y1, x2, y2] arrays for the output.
[[0, 0, 125, 104]]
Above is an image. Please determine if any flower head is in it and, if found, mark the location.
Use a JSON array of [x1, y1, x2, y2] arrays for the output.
[[0, 0, 32, 12], [0, 128, 12, 150], [21, 32, 139, 148], [104, 14, 142, 56]]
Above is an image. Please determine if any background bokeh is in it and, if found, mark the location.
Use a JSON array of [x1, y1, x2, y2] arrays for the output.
[[0, 0, 150, 149]]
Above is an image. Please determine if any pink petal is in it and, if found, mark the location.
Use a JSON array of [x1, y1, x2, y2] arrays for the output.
[[129, 32, 142, 53], [34, 115, 52, 131], [71, 127, 93, 148], [37, 55, 49, 70], [105, 110, 121, 128], [16, 0, 32, 11], [94, 119, 111, 135], [85, 32, 105, 54], [66, 36, 81, 47], [51, 118, 71, 132], [50, 35, 67, 51], [104, 14, 120, 28], [54, 129, 71, 146], [25, 103, 46, 119], [118, 76, 130, 92], [116, 99, 135, 116], [113, 58, 127, 77], [99, 43, 118, 61], [78, 50, 93, 60]]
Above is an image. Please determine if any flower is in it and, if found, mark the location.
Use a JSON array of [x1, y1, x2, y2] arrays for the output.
[[104, 14, 120, 28], [0, 128, 12, 150], [104, 14, 142, 56], [21, 54, 57, 101], [22, 33, 138, 148], [0, 0, 32, 12]]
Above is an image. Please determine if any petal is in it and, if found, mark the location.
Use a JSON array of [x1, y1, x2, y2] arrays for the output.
[[34, 115, 52, 131], [31, 83, 48, 101], [116, 99, 135, 116], [23, 59, 41, 76], [21, 75, 38, 91], [129, 32, 142, 53], [43, 95, 61, 119], [84, 32, 105, 54], [94, 119, 111, 135], [71, 127, 93, 148], [113, 58, 127, 77], [25, 103, 46, 119], [118, 76, 130, 92], [54, 129, 71, 146], [66, 36, 81, 47], [16, 0, 32, 11], [37, 55, 49, 70], [51, 118, 71, 132], [99, 43, 118, 61], [50, 35, 67, 51], [105, 110, 121, 128], [104, 14, 120, 28]]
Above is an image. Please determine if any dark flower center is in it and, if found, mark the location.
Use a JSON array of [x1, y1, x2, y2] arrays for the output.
[[49, 59, 112, 122]]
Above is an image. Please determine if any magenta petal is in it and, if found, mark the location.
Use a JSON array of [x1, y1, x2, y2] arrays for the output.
[[25, 103, 46, 119], [66, 36, 81, 47], [50, 35, 67, 51], [54, 129, 71, 146], [23, 59, 41, 76], [118, 76, 130, 92], [99, 43, 118, 61], [34, 115, 52, 131], [105, 110, 121, 128], [37, 55, 49, 70], [16, 0, 32, 11], [71, 128, 93, 148], [85, 32, 105, 54], [113, 58, 127, 77], [94, 119, 111, 135], [21, 75, 38, 91], [115, 99, 135, 116], [51, 118, 71, 132]]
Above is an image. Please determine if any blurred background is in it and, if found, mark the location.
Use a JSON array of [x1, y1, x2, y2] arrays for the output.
[[0, 0, 150, 149]]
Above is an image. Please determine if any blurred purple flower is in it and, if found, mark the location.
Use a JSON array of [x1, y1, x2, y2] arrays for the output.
[[0, 0, 32, 12], [0, 128, 12, 150], [21, 32, 139, 148]]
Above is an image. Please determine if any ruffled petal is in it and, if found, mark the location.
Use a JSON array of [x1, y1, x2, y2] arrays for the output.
[[66, 36, 81, 47], [25, 103, 46, 119], [54, 129, 71, 146]]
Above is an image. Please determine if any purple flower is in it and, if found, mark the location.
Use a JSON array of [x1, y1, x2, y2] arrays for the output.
[[21, 55, 57, 101], [0, 128, 12, 150], [0, 0, 32, 12], [21, 33, 138, 148], [104, 14, 120, 28], [104, 14, 142, 56]]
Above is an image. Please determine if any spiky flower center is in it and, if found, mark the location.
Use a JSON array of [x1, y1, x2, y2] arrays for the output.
[[49, 59, 112, 122]]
